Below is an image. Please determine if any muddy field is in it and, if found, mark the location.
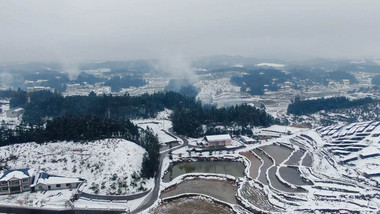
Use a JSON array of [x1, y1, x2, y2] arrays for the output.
[[152, 196, 235, 214]]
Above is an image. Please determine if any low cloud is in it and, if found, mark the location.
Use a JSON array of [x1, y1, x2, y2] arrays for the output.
[[155, 53, 198, 83]]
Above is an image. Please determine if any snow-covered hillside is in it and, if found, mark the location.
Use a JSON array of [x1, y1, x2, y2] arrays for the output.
[[317, 121, 380, 183], [133, 109, 178, 145], [0, 139, 152, 195]]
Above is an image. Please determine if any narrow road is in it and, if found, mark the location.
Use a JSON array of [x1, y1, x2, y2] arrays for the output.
[[131, 131, 188, 213]]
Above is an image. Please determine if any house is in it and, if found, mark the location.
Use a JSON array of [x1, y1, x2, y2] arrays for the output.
[[0, 168, 35, 195], [240, 136, 256, 144], [6, 108, 24, 118], [204, 134, 232, 147], [32, 172, 84, 191]]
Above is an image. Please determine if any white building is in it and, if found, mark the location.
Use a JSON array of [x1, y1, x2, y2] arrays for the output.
[[0, 168, 35, 195], [240, 135, 256, 144], [32, 172, 84, 191], [204, 134, 232, 147], [6, 108, 24, 118]]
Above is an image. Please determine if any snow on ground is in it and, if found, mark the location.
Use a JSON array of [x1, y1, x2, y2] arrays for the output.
[[316, 121, 380, 184], [148, 121, 380, 213], [255, 125, 308, 135], [0, 189, 74, 208], [0, 101, 22, 129], [133, 109, 177, 144], [255, 63, 285, 68], [74, 198, 127, 210], [195, 77, 255, 108], [0, 139, 153, 195]]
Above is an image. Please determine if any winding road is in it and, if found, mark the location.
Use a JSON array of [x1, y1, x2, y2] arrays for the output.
[[131, 131, 188, 214]]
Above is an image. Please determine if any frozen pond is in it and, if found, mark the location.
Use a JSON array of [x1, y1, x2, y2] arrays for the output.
[[285, 149, 305, 165], [161, 179, 238, 204], [261, 144, 293, 165], [302, 152, 313, 167], [163, 161, 245, 182], [279, 166, 313, 186], [254, 149, 273, 185], [268, 166, 306, 193], [241, 151, 262, 179]]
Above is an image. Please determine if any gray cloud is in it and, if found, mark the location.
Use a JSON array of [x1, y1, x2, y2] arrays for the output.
[[0, 0, 380, 63]]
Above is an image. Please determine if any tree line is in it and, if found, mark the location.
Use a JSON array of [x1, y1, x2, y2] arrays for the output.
[[4, 90, 275, 137], [230, 68, 359, 95], [16, 90, 197, 124], [230, 68, 288, 95], [171, 103, 274, 137], [1, 89, 276, 176], [287, 96, 375, 115]]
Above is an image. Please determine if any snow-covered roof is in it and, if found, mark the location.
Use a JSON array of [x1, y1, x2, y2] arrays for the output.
[[205, 134, 231, 142], [13, 108, 24, 112], [240, 136, 255, 142], [35, 172, 83, 185], [0, 168, 34, 181]]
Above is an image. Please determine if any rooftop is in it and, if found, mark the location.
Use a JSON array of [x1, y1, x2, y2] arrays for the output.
[[35, 172, 84, 186], [205, 134, 231, 142], [0, 168, 34, 182]]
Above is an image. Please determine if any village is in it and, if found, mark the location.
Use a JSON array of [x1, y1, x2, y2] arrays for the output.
[[1, 103, 379, 213]]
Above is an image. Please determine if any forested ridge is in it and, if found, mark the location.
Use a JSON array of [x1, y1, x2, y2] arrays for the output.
[[287, 96, 376, 115], [3, 90, 274, 136], [230, 68, 287, 95], [1, 89, 275, 177], [230, 68, 359, 95], [172, 104, 273, 137]]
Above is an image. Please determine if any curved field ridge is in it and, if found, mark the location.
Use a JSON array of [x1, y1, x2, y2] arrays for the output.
[[153, 196, 235, 214], [240, 151, 262, 179]]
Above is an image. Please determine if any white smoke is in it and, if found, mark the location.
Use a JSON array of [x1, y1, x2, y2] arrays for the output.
[[61, 62, 80, 80], [155, 53, 198, 83], [0, 72, 14, 87], [58, 55, 81, 80]]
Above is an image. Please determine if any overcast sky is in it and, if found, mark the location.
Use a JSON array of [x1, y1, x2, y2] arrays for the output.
[[1, 0, 380, 63]]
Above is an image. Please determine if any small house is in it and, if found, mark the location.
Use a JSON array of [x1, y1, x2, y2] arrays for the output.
[[240, 136, 256, 144], [32, 172, 84, 191], [0, 168, 35, 195], [6, 108, 24, 118], [204, 134, 232, 147]]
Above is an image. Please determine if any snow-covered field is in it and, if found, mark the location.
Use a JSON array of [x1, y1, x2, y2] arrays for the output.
[[195, 77, 249, 107], [133, 109, 178, 145], [0, 139, 152, 195], [317, 121, 380, 183], [151, 122, 380, 213], [0, 189, 74, 208]]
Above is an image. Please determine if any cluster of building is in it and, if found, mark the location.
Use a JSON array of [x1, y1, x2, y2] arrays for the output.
[[0, 168, 84, 195], [63, 83, 111, 97], [198, 134, 258, 148]]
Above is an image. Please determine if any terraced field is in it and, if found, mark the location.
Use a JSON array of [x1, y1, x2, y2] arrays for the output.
[[317, 121, 380, 183], [239, 182, 282, 212], [240, 151, 261, 179], [161, 178, 238, 204], [153, 196, 235, 214], [238, 120, 380, 212], [155, 121, 380, 213]]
